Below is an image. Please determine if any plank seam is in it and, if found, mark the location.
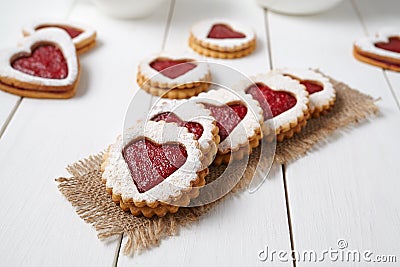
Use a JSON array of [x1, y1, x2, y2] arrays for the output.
[[113, 234, 123, 267], [382, 70, 400, 111], [263, 10, 274, 71], [265, 9, 296, 266], [0, 97, 22, 139], [282, 164, 297, 267], [161, 0, 176, 50]]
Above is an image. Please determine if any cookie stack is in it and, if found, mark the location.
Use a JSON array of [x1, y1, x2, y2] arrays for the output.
[[0, 20, 96, 99], [106, 62, 336, 217]]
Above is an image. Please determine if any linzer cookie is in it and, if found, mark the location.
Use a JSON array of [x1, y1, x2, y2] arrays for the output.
[[237, 74, 309, 142], [354, 28, 400, 72], [23, 20, 97, 54], [137, 52, 211, 99], [101, 121, 208, 218], [149, 99, 219, 168], [194, 89, 263, 165], [275, 68, 336, 117], [0, 28, 80, 99], [189, 19, 256, 59]]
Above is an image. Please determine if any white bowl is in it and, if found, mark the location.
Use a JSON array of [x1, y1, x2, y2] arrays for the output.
[[92, 0, 167, 19], [257, 0, 345, 15]]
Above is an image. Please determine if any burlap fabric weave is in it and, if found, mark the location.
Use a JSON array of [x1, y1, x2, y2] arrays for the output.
[[56, 75, 378, 255]]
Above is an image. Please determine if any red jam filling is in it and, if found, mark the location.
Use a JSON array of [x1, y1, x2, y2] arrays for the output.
[[123, 138, 188, 193], [151, 112, 204, 140], [207, 24, 246, 39], [37, 25, 83, 38], [203, 103, 247, 142], [12, 45, 68, 79], [299, 80, 323, 95], [246, 83, 297, 119], [375, 36, 400, 53], [150, 58, 197, 79], [283, 75, 323, 95]]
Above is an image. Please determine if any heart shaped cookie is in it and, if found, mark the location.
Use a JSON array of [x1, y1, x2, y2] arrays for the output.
[[189, 19, 256, 59], [149, 99, 219, 168], [0, 28, 79, 99], [274, 68, 336, 117], [194, 89, 263, 165], [236, 73, 309, 142], [137, 52, 211, 99], [23, 20, 97, 54], [101, 121, 207, 217], [354, 28, 400, 72]]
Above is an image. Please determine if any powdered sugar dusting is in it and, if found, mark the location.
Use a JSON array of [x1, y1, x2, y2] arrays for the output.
[[0, 28, 78, 87], [194, 89, 263, 154], [102, 121, 204, 203]]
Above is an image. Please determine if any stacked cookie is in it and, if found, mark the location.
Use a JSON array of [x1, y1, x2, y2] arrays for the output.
[[0, 20, 96, 99], [188, 18, 257, 59], [353, 28, 400, 72], [103, 18, 337, 218], [105, 63, 337, 217], [137, 52, 212, 99]]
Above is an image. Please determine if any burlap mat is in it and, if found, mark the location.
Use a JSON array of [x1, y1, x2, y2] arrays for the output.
[[56, 75, 378, 255]]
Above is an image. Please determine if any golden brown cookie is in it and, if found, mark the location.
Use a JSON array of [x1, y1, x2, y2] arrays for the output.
[[0, 28, 80, 99], [23, 20, 97, 54], [102, 121, 209, 217], [235, 73, 310, 142], [194, 89, 264, 165], [189, 19, 256, 59], [353, 28, 400, 72], [137, 52, 211, 98]]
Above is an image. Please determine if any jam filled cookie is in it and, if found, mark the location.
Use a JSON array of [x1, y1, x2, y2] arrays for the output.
[[354, 28, 400, 72], [137, 52, 211, 99], [194, 89, 263, 165], [149, 99, 219, 168], [101, 121, 208, 218], [0, 28, 80, 99], [23, 20, 97, 55], [237, 74, 309, 142], [275, 68, 336, 117], [189, 19, 256, 59]]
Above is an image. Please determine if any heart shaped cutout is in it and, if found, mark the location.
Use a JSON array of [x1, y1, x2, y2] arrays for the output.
[[246, 83, 297, 118], [123, 138, 188, 193], [207, 23, 246, 39], [203, 102, 247, 142], [36, 25, 83, 38], [150, 58, 197, 79], [12, 45, 68, 79], [284, 74, 323, 95], [375, 36, 400, 53], [151, 112, 204, 140], [0, 28, 79, 96]]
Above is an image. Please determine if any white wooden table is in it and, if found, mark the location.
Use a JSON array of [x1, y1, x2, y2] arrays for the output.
[[0, 0, 399, 266]]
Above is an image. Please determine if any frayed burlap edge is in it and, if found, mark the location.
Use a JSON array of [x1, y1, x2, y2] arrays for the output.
[[56, 74, 378, 255]]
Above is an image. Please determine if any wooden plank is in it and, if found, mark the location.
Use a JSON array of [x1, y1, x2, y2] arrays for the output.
[[353, 0, 400, 108], [0, 0, 170, 265], [268, 0, 400, 265], [118, 0, 292, 266]]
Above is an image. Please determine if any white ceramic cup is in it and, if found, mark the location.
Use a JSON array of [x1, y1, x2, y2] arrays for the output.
[[257, 0, 345, 15], [92, 0, 167, 19]]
